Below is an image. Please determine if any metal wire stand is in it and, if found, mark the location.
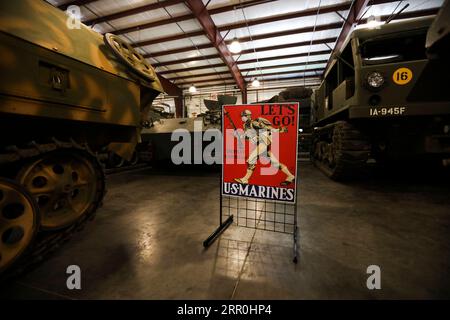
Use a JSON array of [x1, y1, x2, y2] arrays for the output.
[[203, 173, 299, 263]]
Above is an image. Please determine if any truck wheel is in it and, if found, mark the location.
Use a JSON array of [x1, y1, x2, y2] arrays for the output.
[[311, 121, 370, 180]]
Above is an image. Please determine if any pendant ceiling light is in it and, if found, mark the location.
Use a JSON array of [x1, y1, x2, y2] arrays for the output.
[[366, 15, 382, 29], [229, 37, 242, 54], [189, 84, 197, 93]]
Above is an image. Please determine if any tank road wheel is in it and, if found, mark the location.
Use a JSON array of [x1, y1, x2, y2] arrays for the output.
[[0, 178, 39, 274], [16, 150, 103, 230], [311, 121, 371, 180], [104, 33, 156, 82]]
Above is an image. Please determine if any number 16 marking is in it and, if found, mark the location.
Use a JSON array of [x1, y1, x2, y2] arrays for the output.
[[393, 67, 413, 85]]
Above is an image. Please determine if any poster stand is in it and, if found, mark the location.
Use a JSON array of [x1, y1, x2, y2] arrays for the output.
[[203, 102, 300, 263], [202, 172, 233, 248], [203, 169, 299, 263]]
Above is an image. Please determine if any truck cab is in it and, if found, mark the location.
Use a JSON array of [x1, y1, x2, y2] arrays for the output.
[[311, 16, 450, 180]]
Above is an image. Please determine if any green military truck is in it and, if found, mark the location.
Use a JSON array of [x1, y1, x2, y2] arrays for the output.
[[310, 15, 450, 180]]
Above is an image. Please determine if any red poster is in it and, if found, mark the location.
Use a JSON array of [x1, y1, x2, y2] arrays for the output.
[[222, 103, 299, 203]]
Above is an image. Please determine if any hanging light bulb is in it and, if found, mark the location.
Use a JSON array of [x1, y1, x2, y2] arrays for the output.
[[229, 37, 242, 54], [189, 84, 197, 93], [366, 15, 382, 29], [251, 78, 260, 88]]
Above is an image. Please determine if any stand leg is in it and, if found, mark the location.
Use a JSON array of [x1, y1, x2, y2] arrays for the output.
[[293, 224, 298, 264], [203, 215, 234, 248], [293, 201, 299, 264]]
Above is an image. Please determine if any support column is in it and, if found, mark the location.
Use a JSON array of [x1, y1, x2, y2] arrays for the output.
[[242, 88, 248, 104], [174, 97, 183, 118], [186, 0, 246, 93]]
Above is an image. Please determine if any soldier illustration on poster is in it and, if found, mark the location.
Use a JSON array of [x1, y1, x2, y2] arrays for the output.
[[222, 103, 299, 203], [233, 109, 295, 186]]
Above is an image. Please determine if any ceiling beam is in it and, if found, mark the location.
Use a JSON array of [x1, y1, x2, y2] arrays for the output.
[[242, 68, 324, 79], [152, 53, 220, 68], [178, 0, 246, 92], [209, 0, 277, 15], [236, 49, 331, 65], [176, 68, 324, 86], [178, 77, 234, 85], [187, 82, 323, 95], [84, 0, 185, 26], [157, 62, 226, 75], [225, 22, 343, 44], [176, 67, 325, 85], [147, 22, 342, 58], [149, 43, 213, 58], [182, 81, 236, 90], [114, 13, 194, 36], [244, 64, 325, 75], [247, 83, 321, 92], [168, 60, 328, 81], [251, 74, 323, 83], [216, 2, 352, 32], [172, 71, 236, 81], [151, 37, 336, 67], [132, 2, 351, 49], [236, 37, 336, 56], [133, 31, 205, 48], [182, 75, 321, 90], [332, 0, 370, 58], [58, 0, 97, 11], [156, 49, 331, 75], [112, 0, 272, 35]]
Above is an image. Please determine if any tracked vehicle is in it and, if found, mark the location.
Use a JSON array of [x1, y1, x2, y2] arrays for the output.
[[0, 0, 163, 275], [143, 95, 237, 164], [311, 15, 450, 180]]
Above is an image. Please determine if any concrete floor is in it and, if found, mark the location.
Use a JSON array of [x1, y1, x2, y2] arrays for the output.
[[1, 162, 449, 299]]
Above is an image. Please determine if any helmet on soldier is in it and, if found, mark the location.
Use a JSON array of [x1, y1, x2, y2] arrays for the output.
[[241, 109, 252, 117], [241, 109, 252, 122]]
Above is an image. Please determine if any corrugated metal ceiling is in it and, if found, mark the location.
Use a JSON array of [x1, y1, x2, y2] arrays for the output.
[[47, 0, 444, 95]]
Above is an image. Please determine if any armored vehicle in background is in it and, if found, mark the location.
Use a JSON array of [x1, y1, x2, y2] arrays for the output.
[[258, 87, 313, 153], [0, 0, 163, 275], [260, 86, 313, 132], [106, 103, 174, 168], [311, 16, 450, 180], [149, 103, 175, 121], [143, 95, 237, 164]]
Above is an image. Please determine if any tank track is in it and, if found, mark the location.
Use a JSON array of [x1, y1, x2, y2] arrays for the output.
[[0, 138, 106, 280], [311, 121, 371, 180]]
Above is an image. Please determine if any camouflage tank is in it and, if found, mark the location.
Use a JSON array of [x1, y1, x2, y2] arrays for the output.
[[0, 0, 163, 275], [310, 14, 450, 180], [142, 95, 237, 164]]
